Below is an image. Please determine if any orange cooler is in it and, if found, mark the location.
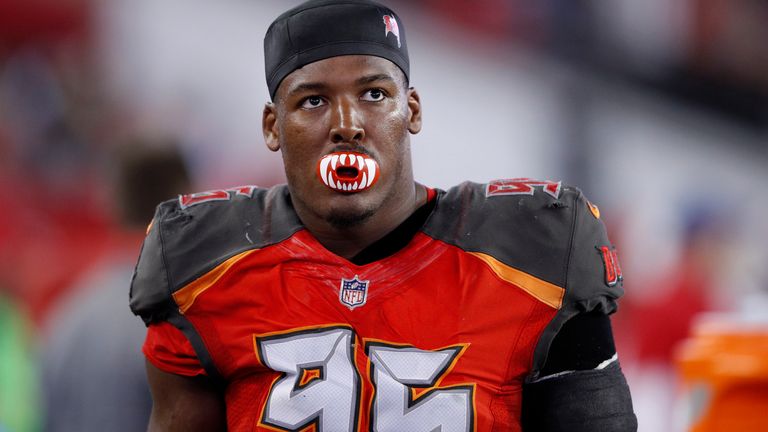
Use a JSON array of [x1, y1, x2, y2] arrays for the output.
[[675, 316, 768, 431]]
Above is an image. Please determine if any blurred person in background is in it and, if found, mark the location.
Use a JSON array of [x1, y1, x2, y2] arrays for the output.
[[41, 141, 191, 432], [129, 1, 636, 431]]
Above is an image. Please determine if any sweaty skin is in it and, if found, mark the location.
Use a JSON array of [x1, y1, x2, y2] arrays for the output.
[[263, 55, 424, 258]]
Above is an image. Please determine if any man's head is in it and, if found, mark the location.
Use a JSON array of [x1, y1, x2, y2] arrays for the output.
[[263, 0, 410, 101], [262, 0, 422, 229]]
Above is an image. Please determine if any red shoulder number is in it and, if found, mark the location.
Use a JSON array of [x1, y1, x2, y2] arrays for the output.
[[179, 185, 257, 209], [485, 178, 562, 199]]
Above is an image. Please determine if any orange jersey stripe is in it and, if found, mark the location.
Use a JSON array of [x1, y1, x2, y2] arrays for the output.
[[468, 251, 564, 309], [173, 249, 259, 313]]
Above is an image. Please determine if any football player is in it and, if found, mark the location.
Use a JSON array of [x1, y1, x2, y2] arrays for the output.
[[131, 1, 637, 430]]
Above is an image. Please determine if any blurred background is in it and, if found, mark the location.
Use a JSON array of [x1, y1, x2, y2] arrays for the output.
[[1, 0, 766, 430]]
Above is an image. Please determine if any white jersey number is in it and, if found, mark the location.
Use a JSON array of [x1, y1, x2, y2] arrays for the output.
[[368, 343, 473, 432], [255, 327, 473, 432], [257, 327, 360, 431]]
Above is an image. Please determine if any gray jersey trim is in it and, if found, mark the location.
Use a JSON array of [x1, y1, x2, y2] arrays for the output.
[[166, 311, 225, 382], [422, 181, 623, 375], [130, 185, 303, 326]]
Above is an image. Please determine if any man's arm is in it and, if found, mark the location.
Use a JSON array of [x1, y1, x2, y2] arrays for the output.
[[521, 361, 636, 431], [521, 313, 637, 431], [145, 360, 227, 432]]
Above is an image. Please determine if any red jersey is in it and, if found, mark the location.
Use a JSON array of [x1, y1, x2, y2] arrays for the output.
[[131, 181, 623, 431]]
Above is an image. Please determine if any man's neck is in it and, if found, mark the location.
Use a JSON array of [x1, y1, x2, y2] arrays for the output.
[[296, 183, 427, 260]]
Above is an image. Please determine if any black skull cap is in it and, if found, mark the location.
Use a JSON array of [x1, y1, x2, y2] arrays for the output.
[[264, 0, 409, 100]]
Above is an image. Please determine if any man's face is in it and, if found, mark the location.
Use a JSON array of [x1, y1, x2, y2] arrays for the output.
[[263, 55, 421, 228]]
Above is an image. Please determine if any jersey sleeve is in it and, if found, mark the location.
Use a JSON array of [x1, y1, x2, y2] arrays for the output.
[[143, 321, 207, 377], [531, 191, 625, 374], [564, 192, 623, 314], [130, 200, 210, 377], [130, 200, 177, 325]]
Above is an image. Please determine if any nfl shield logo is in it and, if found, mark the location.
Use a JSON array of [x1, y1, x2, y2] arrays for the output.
[[339, 275, 369, 309]]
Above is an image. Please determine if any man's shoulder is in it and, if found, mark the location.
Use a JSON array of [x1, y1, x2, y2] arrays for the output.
[[151, 184, 301, 243], [154, 184, 276, 222], [130, 184, 303, 324], [426, 178, 585, 248], [424, 178, 600, 291], [435, 178, 583, 213]]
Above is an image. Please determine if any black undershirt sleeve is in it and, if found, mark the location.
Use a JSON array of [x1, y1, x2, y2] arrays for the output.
[[540, 311, 617, 375], [524, 313, 636, 431]]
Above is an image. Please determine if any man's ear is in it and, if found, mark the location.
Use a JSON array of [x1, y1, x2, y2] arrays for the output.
[[406, 87, 422, 134], [263, 103, 280, 152]]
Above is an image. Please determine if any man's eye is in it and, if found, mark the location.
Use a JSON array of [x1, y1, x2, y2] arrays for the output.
[[361, 89, 385, 102], [301, 96, 325, 109]]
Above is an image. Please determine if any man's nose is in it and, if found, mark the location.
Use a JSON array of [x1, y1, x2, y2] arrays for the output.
[[329, 98, 365, 143]]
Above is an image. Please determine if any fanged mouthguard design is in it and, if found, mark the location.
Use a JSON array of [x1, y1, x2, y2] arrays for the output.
[[317, 152, 379, 193]]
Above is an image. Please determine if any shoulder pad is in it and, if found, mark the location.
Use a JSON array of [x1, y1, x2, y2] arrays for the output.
[[129, 185, 302, 324], [424, 180, 624, 369]]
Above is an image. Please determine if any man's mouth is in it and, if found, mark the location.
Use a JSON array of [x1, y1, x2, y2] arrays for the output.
[[317, 152, 379, 193]]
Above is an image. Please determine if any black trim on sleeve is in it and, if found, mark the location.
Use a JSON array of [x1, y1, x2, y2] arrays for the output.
[[166, 312, 226, 386]]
